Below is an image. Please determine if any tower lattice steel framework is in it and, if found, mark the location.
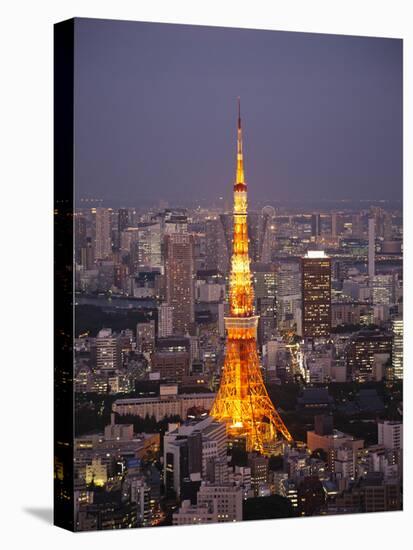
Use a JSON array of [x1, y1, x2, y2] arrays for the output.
[[210, 99, 293, 452]]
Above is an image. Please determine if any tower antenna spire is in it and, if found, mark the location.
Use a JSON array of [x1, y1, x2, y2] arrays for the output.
[[236, 97, 245, 184]]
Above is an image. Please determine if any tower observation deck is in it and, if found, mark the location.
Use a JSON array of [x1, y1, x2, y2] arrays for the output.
[[210, 99, 293, 453]]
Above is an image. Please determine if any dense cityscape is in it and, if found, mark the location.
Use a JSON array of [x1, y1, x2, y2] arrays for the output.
[[64, 105, 403, 528]]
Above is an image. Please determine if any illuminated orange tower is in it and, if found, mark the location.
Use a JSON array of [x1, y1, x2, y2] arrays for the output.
[[211, 99, 292, 452]]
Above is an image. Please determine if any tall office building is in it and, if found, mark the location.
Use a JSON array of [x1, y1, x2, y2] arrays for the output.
[[164, 416, 227, 498], [94, 207, 112, 260], [301, 251, 331, 338], [252, 263, 277, 345], [311, 214, 321, 239], [252, 263, 277, 301], [74, 213, 87, 264], [247, 212, 273, 263], [276, 261, 301, 329], [164, 233, 195, 335], [258, 213, 273, 263], [117, 208, 130, 248], [205, 218, 230, 274], [347, 331, 391, 382], [118, 208, 130, 233], [248, 453, 269, 496], [392, 317, 403, 380], [277, 261, 301, 296], [137, 222, 162, 272], [378, 420, 403, 451], [331, 212, 337, 238], [368, 217, 375, 280], [80, 237, 95, 270]]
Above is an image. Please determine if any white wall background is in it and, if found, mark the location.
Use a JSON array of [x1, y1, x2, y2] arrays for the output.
[[0, 0, 411, 547]]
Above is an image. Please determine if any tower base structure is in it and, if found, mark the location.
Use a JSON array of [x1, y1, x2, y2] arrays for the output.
[[211, 316, 293, 454]]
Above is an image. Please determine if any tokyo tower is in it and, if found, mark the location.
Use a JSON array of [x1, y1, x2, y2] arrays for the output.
[[210, 99, 293, 453]]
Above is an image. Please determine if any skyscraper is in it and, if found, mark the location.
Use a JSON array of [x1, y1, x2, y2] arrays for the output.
[[301, 251, 331, 338], [205, 217, 230, 274], [137, 222, 162, 272], [276, 261, 301, 330], [331, 212, 337, 238], [252, 263, 277, 345], [311, 214, 321, 239], [74, 213, 87, 264], [118, 208, 130, 233], [347, 331, 391, 382], [246, 212, 271, 262], [164, 233, 195, 335], [94, 207, 112, 260], [117, 208, 130, 249], [211, 100, 292, 452]]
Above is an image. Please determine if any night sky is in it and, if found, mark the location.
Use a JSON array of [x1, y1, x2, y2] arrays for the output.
[[74, 18, 402, 207]]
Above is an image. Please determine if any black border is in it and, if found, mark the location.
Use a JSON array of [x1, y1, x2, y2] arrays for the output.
[[54, 17, 75, 532]]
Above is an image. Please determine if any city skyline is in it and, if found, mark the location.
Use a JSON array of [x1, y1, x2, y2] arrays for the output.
[[70, 101, 403, 529]]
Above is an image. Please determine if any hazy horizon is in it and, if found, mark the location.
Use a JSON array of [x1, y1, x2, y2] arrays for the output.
[[74, 19, 402, 206]]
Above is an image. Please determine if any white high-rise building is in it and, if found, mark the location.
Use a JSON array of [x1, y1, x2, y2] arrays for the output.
[[277, 262, 301, 296], [163, 416, 227, 498], [128, 476, 151, 526], [276, 262, 301, 328], [378, 420, 403, 451], [95, 328, 119, 370]]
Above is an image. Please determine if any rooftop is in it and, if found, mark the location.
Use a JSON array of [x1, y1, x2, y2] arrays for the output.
[[305, 250, 328, 259]]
